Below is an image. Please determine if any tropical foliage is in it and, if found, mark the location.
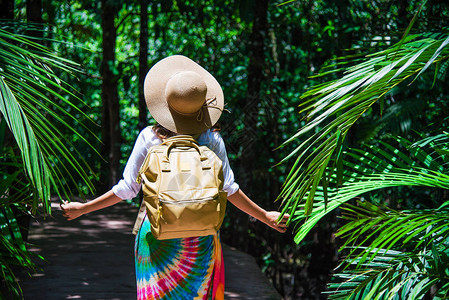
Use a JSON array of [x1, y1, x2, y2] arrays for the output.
[[279, 19, 449, 299], [328, 202, 449, 299], [0, 24, 95, 297], [279, 31, 449, 218]]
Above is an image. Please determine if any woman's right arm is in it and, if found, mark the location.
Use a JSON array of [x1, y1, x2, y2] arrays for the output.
[[61, 190, 122, 221]]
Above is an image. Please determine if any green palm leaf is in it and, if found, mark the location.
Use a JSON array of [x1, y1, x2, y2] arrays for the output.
[[0, 78, 49, 209], [327, 245, 449, 299], [278, 32, 449, 220], [287, 133, 449, 298], [0, 205, 42, 297], [289, 135, 449, 244], [0, 26, 97, 213], [338, 202, 449, 267]]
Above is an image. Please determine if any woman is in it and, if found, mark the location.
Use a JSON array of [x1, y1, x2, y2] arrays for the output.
[[61, 55, 289, 300]]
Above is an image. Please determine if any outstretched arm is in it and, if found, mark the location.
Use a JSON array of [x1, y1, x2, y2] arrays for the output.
[[61, 190, 122, 221], [227, 189, 289, 233]]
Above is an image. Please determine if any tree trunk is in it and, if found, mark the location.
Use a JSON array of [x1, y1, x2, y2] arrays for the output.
[[26, 0, 43, 42], [396, 0, 409, 31], [100, 0, 121, 191], [0, 0, 14, 19], [138, 0, 149, 131], [43, 0, 56, 48], [26, 0, 42, 21], [242, 0, 268, 189], [235, 0, 269, 251]]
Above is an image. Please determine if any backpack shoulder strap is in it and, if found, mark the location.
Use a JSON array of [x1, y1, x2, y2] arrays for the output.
[[132, 201, 147, 235]]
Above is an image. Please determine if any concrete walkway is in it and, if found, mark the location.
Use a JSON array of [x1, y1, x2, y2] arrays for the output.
[[19, 201, 282, 300]]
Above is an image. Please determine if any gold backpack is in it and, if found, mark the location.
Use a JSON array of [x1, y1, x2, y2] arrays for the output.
[[132, 135, 227, 239]]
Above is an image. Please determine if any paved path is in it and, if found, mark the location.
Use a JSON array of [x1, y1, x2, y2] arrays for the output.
[[19, 201, 282, 300]]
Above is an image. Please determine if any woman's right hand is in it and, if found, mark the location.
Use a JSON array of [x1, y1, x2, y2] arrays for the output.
[[60, 201, 86, 221], [263, 211, 290, 233]]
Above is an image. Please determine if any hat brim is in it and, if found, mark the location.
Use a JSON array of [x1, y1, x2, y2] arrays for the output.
[[144, 55, 224, 134]]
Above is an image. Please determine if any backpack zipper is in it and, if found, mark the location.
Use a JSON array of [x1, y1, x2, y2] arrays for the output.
[[157, 197, 216, 224], [159, 196, 216, 205]]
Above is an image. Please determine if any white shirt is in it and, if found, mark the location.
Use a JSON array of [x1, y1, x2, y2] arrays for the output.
[[112, 127, 240, 200]]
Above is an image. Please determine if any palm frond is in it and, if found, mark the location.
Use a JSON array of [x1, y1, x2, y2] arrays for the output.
[[0, 206, 42, 298], [327, 245, 449, 300], [278, 32, 449, 220], [0, 26, 98, 213], [412, 131, 449, 161], [0, 77, 50, 210], [290, 135, 449, 244], [338, 202, 449, 267]]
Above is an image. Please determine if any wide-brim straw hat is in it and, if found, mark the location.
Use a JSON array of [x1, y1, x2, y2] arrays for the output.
[[144, 55, 224, 134]]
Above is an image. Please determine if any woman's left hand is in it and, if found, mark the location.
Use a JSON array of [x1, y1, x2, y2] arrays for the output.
[[264, 211, 290, 233]]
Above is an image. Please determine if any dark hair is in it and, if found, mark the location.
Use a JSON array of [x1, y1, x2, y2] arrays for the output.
[[152, 123, 221, 140], [152, 123, 177, 140]]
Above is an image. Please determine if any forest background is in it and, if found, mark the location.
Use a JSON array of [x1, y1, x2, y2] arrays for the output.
[[1, 0, 449, 299]]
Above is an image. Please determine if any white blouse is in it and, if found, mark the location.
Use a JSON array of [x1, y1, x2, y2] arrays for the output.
[[112, 126, 240, 200]]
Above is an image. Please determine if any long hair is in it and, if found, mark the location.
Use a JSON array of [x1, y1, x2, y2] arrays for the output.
[[152, 123, 221, 140]]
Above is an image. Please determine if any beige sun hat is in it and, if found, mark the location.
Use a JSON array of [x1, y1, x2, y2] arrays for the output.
[[144, 55, 224, 134]]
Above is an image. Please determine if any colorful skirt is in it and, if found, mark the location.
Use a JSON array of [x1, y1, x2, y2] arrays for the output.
[[135, 215, 225, 300]]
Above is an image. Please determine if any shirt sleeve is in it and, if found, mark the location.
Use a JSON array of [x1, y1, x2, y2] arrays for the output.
[[111, 127, 160, 200], [203, 130, 240, 196]]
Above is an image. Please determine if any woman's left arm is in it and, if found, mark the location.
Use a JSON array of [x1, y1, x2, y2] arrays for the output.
[[227, 189, 289, 233]]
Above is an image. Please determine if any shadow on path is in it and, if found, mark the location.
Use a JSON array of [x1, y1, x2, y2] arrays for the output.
[[19, 201, 282, 300]]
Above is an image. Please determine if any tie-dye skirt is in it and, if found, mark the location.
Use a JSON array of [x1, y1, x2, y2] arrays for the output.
[[135, 215, 225, 299]]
